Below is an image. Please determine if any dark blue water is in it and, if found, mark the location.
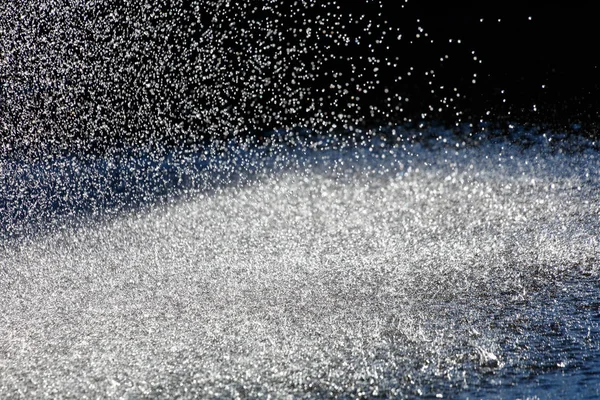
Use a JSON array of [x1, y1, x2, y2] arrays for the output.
[[458, 278, 600, 400]]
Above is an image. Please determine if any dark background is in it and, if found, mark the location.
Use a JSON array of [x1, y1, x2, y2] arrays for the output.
[[185, 0, 600, 136], [395, 1, 599, 129], [315, 1, 599, 131]]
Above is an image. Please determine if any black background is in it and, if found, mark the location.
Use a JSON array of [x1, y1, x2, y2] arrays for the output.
[[410, 1, 598, 128], [320, 1, 599, 130]]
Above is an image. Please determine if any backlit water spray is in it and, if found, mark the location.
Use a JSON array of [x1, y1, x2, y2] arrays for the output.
[[1, 1, 599, 398]]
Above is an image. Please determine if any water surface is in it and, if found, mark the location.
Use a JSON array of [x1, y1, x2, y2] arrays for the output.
[[2, 127, 599, 398]]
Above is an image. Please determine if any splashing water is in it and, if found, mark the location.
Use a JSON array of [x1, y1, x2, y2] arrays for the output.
[[1, 0, 600, 398], [2, 128, 600, 398]]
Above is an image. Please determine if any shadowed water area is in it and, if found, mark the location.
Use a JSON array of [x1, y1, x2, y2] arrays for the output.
[[2, 129, 599, 398]]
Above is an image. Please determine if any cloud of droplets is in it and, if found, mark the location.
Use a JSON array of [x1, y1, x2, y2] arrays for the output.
[[1, 0, 479, 156], [2, 1, 599, 397]]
